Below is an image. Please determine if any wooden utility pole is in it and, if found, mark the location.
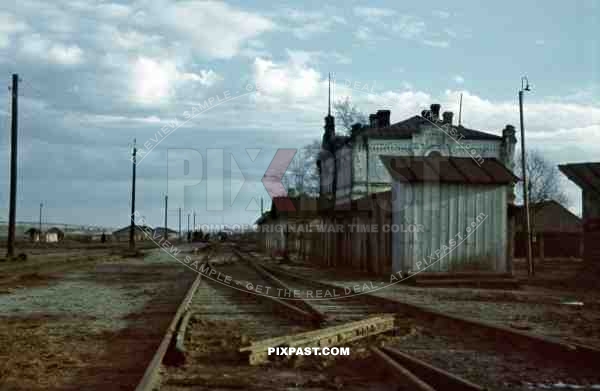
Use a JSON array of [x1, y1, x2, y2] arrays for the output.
[[519, 77, 534, 277], [7, 74, 18, 258], [39, 202, 43, 238], [164, 194, 168, 239], [193, 211, 196, 232], [129, 139, 137, 250], [178, 207, 181, 240], [187, 213, 190, 242]]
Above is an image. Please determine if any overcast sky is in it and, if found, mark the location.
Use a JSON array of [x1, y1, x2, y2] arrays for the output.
[[0, 0, 598, 229]]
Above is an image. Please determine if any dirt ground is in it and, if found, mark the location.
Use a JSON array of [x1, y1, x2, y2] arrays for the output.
[[0, 249, 197, 391], [268, 256, 600, 350]]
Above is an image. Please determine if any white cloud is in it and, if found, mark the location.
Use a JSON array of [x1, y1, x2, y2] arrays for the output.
[[20, 34, 84, 65], [535, 39, 545, 46], [48, 44, 83, 65], [390, 15, 426, 39], [131, 57, 221, 104], [332, 52, 352, 65], [277, 8, 346, 39], [139, 0, 274, 58], [177, 69, 223, 87], [453, 75, 465, 84], [252, 55, 322, 103], [433, 10, 451, 19], [354, 7, 396, 21], [423, 39, 450, 48], [284, 49, 352, 65], [0, 11, 28, 48], [354, 26, 376, 42]]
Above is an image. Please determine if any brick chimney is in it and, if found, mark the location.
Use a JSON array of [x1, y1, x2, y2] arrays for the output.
[[369, 113, 378, 128], [430, 104, 441, 121], [501, 124, 518, 204], [442, 111, 453, 125], [377, 110, 391, 127]]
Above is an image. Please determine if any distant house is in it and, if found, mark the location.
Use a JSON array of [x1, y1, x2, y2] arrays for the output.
[[512, 200, 583, 260], [151, 227, 178, 241], [559, 163, 600, 266], [25, 228, 41, 242], [112, 225, 153, 242], [255, 196, 320, 259], [45, 227, 64, 243]]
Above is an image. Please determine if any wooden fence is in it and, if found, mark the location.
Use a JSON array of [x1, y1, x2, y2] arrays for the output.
[[287, 192, 393, 276]]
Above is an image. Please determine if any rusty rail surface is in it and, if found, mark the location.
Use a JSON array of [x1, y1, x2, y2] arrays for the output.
[[260, 262, 600, 369], [371, 346, 486, 391], [232, 248, 326, 324], [378, 346, 486, 391], [134, 248, 212, 391]]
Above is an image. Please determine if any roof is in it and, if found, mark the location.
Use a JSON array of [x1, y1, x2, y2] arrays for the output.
[[112, 225, 153, 235], [380, 156, 518, 185], [511, 200, 582, 233], [559, 163, 600, 196], [361, 115, 503, 141], [255, 196, 320, 225], [47, 227, 64, 234]]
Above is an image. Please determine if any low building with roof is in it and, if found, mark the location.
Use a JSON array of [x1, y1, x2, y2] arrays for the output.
[[559, 163, 600, 266], [312, 102, 519, 276], [512, 200, 583, 260]]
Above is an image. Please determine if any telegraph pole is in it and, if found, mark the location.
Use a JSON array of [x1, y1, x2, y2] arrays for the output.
[[39, 203, 43, 235], [519, 77, 534, 277], [129, 139, 137, 250], [7, 74, 18, 258], [187, 213, 190, 242], [178, 207, 181, 240], [164, 194, 168, 239], [193, 211, 196, 232]]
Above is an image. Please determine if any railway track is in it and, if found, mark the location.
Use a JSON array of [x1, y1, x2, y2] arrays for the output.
[[141, 244, 407, 391], [136, 244, 600, 391], [247, 255, 600, 390]]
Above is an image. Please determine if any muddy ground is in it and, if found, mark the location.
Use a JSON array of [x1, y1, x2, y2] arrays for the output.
[[0, 249, 197, 391], [268, 255, 600, 350]]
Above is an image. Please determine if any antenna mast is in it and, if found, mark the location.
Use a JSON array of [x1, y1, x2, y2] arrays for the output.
[[458, 93, 463, 126], [328, 72, 331, 116]]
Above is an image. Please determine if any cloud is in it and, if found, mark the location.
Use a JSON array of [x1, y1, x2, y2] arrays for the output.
[[20, 34, 84, 65], [423, 39, 450, 48], [284, 49, 352, 65], [354, 7, 396, 21], [140, 0, 274, 59], [453, 75, 465, 84], [252, 55, 322, 103], [177, 69, 223, 87], [276, 8, 347, 40], [130, 56, 222, 105], [433, 10, 451, 19], [0, 11, 27, 48]]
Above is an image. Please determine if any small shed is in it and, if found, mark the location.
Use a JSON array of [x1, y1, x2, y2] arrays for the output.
[[559, 163, 600, 266], [25, 228, 41, 242], [382, 155, 518, 274], [112, 225, 153, 242], [512, 201, 582, 259], [46, 227, 65, 243], [255, 196, 319, 258]]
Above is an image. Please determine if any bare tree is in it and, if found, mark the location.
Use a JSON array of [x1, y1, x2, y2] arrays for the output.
[[333, 96, 368, 134], [282, 140, 321, 197], [515, 149, 569, 206]]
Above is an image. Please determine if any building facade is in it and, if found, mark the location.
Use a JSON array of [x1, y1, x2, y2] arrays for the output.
[[319, 104, 517, 206], [315, 103, 519, 275]]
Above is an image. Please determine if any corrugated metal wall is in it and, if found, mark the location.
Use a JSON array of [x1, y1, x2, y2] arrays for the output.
[[392, 182, 507, 273]]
